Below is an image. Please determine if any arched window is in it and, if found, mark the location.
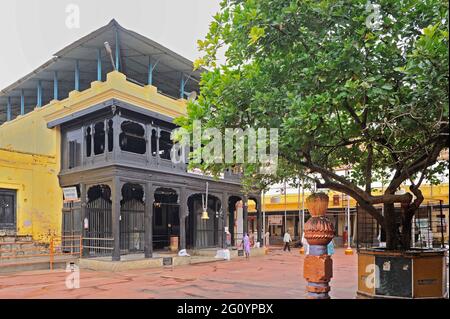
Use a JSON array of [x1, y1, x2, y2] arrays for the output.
[[159, 130, 173, 160], [93, 122, 105, 155], [119, 121, 146, 154]]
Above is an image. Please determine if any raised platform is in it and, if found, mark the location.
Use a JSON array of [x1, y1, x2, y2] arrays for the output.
[[79, 247, 265, 272]]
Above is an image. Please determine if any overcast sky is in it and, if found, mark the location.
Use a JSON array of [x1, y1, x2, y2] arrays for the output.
[[0, 0, 221, 89]]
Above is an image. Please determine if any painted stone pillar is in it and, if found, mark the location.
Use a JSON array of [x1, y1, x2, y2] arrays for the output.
[[80, 183, 88, 257], [303, 193, 334, 299], [242, 195, 248, 237]]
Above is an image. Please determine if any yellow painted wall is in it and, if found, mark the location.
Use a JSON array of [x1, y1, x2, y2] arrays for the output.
[[0, 71, 188, 243], [0, 149, 61, 242]]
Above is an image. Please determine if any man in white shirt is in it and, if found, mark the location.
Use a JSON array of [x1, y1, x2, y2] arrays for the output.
[[283, 230, 292, 252]]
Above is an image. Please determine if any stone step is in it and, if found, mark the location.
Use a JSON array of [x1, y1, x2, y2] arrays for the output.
[[0, 235, 33, 243], [0, 236, 49, 260], [0, 249, 50, 258], [0, 256, 78, 273]]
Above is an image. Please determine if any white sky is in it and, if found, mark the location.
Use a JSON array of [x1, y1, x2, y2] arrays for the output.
[[0, 0, 221, 89]]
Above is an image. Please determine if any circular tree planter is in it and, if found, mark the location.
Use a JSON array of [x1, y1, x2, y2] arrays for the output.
[[357, 248, 446, 299]]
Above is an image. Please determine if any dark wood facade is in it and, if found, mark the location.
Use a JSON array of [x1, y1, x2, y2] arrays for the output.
[[56, 98, 261, 260]]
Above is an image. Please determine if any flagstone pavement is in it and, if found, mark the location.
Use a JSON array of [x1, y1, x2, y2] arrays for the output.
[[0, 247, 357, 299]]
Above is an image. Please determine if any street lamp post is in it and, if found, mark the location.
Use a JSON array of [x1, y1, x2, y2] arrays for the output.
[[299, 178, 306, 254]]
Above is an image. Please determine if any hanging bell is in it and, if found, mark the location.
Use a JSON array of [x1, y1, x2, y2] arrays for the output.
[[201, 210, 209, 220]]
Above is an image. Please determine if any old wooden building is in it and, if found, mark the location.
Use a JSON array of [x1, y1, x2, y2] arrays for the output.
[[0, 20, 262, 260]]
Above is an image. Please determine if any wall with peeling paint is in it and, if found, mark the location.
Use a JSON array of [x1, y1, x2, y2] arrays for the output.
[[0, 149, 61, 242]]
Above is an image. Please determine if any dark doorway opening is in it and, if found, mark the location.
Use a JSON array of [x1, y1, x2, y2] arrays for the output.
[[0, 189, 16, 231], [153, 188, 179, 250], [187, 194, 222, 249]]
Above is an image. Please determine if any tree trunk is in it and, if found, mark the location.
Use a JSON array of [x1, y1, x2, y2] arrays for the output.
[[400, 203, 416, 250], [401, 217, 412, 250], [384, 203, 399, 250]]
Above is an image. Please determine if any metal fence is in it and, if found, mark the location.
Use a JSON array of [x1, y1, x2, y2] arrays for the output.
[[356, 201, 448, 250], [83, 197, 113, 257]]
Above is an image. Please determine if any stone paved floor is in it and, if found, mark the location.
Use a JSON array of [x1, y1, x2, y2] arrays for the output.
[[0, 248, 357, 299]]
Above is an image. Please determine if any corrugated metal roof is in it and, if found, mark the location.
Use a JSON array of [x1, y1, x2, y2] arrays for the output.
[[0, 19, 203, 122]]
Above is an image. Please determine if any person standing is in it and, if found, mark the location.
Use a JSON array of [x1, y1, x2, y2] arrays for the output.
[[283, 230, 292, 252], [242, 233, 251, 258]]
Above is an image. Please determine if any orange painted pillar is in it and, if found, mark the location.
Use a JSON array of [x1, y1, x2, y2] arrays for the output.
[[303, 193, 335, 299]]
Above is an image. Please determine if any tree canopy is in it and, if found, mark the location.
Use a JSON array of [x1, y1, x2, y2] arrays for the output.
[[176, 0, 449, 249]]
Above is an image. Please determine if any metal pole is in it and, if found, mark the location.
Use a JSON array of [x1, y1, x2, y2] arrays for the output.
[[97, 49, 102, 81], [345, 170, 353, 255], [284, 180, 287, 233], [20, 89, 25, 115], [148, 56, 153, 86], [6, 97, 11, 121], [115, 29, 120, 71], [53, 71, 58, 100], [347, 193, 351, 245], [301, 180, 305, 235], [75, 60, 80, 91], [180, 73, 185, 99], [262, 190, 265, 247], [298, 178, 301, 239], [37, 81, 42, 107]]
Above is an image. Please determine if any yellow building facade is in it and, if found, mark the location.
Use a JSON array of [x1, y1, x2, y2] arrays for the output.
[[0, 71, 188, 243]]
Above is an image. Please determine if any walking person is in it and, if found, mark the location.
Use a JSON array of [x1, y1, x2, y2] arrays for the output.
[[283, 230, 292, 252], [242, 233, 251, 258]]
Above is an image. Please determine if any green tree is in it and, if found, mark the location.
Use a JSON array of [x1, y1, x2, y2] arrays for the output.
[[176, 0, 449, 250]]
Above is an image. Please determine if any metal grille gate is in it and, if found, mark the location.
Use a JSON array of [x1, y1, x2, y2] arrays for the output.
[[120, 199, 145, 253], [62, 201, 82, 253], [84, 197, 113, 256]]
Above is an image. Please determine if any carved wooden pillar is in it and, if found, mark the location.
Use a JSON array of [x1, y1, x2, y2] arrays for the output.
[[81, 126, 85, 166], [222, 192, 229, 248], [111, 177, 122, 261], [145, 125, 152, 164], [303, 193, 334, 299], [90, 123, 94, 164], [112, 113, 121, 161], [256, 197, 263, 244], [156, 128, 161, 165], [144, 182, 154, 258], [104, 119, 109, 161], [80, 183, 87, 257]]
